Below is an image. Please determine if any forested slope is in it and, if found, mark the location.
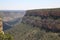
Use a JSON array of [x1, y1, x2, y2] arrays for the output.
[[22, 8, 60, 32], [4, 8, 60, 40]]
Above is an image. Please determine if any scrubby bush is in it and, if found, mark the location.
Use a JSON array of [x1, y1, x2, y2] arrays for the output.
[[0, 32, 14, 40]]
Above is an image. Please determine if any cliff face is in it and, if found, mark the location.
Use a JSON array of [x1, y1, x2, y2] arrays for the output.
[[0, 18, 3, 32], [0, 18, 4, 34], [22, 8, 60, 32], [25, 9, 60, 19]]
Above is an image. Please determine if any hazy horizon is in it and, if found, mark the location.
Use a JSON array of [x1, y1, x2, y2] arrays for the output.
[[0, 0, 60, 10]]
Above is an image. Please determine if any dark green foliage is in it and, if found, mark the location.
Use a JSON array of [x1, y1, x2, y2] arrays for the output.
[[4, 8, 60, 40], [4, 23, 34, 40], [4, 22, 60, 40], [0, 32, 14, 40]]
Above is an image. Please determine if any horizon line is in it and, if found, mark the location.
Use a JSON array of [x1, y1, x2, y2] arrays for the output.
[[0, 7, 60, 10]]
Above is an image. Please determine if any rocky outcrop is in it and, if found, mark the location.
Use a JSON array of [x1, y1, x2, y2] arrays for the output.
[[22, 8, 60, 32], [0, 18, 4, 34], [25, 8, 60, 19]]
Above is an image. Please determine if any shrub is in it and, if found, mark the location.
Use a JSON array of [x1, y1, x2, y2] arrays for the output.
[[0, 32, 14, 40]]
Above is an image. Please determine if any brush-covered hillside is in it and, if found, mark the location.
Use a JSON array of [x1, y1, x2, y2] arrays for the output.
[[22, 8, 60, 32], [4, 8, 60, 40]]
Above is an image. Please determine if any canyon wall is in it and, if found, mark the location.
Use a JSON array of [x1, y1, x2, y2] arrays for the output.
[[22, 8, 60, 32], [0, 18, 4, 34]]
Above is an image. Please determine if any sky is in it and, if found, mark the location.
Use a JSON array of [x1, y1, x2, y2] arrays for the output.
[[0, 0, 60, 10]]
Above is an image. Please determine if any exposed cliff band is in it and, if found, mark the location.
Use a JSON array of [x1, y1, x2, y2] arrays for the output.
[[0, 18, 4, 34]]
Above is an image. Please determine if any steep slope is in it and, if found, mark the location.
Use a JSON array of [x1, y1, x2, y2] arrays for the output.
[[3, 8, 60, 40], [4, 23, 34, 40], [3, 18, 22, 31], [25, 8, 60, 19], [22, 8, 60, 32], [0, 10, 25, 30]]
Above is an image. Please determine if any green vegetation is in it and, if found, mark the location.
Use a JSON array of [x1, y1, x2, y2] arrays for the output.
[[4, 22, 60, 40], [4, 23, 34, 40], [4, 15, 60, 40], [3, 8, 60, 40], [0, 32, 14, 40], [21, 12, 60, 40]]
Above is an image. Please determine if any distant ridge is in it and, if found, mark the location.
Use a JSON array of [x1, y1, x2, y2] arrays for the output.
[[23, 8, 60, 32], [26, 8, 60, 10]]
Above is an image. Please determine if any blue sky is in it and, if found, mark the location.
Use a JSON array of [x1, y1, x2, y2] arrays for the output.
[[0, 0, 60, 10]]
